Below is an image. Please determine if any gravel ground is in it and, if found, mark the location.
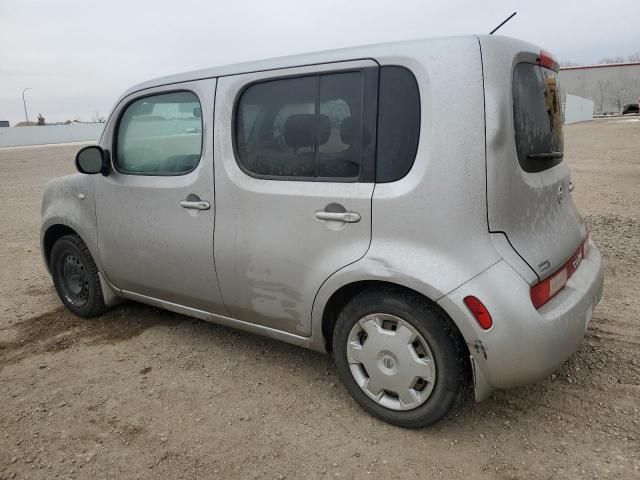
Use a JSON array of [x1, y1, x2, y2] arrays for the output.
[[0, 118, 639, 479]]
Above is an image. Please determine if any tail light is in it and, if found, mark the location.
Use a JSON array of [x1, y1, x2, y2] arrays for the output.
[[530, 233, 591, 309], [464, 296, 493, 330]]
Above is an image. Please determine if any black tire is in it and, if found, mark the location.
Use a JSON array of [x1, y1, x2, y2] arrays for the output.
[[50, 234, 107, 318], [333, 287, 467, 428]]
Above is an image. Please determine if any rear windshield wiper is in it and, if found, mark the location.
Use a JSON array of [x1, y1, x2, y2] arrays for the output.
[[527, 151, 564, 160]]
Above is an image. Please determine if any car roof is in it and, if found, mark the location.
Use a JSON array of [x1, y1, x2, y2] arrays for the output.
[[122, 35, 483, 98]]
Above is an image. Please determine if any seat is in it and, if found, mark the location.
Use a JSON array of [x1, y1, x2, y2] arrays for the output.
[[254, 113, 332, 177], [317, 116, 360, 178]]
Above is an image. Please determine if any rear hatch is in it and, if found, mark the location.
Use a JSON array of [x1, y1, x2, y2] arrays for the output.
[[480, 36, 586, 282]]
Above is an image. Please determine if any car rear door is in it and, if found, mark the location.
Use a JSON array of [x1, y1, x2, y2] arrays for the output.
[[213, 60, 378, 336], [481, 37, 587, 281]]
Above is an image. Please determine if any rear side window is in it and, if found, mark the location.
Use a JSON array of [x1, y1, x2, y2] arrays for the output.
[[116, 91, 202, 175], [235, 72, 365, 180], [512, 63, 564, 173], [376, 66, 421, 183]]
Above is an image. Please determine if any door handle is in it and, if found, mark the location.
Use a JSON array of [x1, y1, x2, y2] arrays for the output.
[[180, 200, 210, 210], [314, 211, 361, 223]]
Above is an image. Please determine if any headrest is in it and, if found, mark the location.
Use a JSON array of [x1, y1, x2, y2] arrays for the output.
[[340, 117, 358, 145], [284, 114, 331, 149]]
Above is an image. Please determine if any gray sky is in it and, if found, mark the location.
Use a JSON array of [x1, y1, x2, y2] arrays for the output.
[[1, 0, 638, 125]]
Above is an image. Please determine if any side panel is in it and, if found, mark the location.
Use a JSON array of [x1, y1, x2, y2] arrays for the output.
[[312, 37, 502, 347], [41, 174, 103, 273], [370, 38, 499, 296]]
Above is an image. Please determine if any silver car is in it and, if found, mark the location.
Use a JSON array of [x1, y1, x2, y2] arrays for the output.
[[41, 35, 604, 427]]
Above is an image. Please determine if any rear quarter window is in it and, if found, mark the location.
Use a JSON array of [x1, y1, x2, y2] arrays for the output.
[[376, 66, 420, 182], [512, 63, 564, 173]]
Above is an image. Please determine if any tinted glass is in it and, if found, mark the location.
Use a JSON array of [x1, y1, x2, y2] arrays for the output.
[[376, 66, 420, 183], [318, 73, 362, 178], [235, 72, 364, 180], [116, 91, 202, 175], [512, 63, 564, 172]]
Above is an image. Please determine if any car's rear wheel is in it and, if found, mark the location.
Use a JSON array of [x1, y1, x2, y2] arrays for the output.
[[50, 234, 106, 317], [333, 288, 467, 428]]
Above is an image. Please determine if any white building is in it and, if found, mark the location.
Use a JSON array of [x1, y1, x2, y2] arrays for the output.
[[559, 62, 640, 114]]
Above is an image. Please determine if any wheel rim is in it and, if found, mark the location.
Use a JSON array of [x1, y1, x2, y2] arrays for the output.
[[60, 253, 90, 307], [346, 313, 436, 411]]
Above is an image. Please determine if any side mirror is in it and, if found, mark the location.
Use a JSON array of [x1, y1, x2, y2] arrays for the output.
[[75, 146, 110, 175]]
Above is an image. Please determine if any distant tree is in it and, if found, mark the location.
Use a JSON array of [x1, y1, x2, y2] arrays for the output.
[[559, 60, 578, 67], [64, 120, 72, 125], [596, 80, 611, 114], [609, 84, 630, 114], [627, 52, 640, 62], [573, 79, 588, 98], [590, 53, 640, 66], [37, 113, 46, 126], [92, 112, 106, 123], [599, 56, 626, 64]]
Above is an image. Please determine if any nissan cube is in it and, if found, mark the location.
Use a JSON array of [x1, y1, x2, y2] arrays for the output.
[[41, 35, 604, 427]]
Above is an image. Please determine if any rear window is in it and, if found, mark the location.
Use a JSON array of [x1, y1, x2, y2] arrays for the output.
[[512, 63, 563, 173]]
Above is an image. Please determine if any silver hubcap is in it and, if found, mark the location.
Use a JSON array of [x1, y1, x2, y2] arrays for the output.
[[347, 313, 436, 411]]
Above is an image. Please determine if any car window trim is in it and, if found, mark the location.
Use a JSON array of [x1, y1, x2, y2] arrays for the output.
[[112, 89, 204, 177]]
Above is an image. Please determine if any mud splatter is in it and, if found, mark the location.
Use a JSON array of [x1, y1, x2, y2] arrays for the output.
[[0, 304, 181, 368]]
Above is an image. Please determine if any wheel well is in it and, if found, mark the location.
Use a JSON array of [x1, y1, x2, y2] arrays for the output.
[[321, 280, 469, 358], [43, 224, 77, 267]]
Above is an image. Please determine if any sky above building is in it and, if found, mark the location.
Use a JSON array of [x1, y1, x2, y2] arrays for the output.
[[1, 0, 639, 125]]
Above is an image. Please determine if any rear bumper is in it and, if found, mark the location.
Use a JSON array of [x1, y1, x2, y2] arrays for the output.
[[438, 241, 604, 398]]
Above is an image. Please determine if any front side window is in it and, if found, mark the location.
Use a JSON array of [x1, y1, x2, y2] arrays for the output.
[[513, 63, 564, 172], [116, 91, 202, 175], [235, 72, 364, 180]]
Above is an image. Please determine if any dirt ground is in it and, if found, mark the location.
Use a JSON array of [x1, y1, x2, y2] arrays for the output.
[[1, 118, 638, 480]]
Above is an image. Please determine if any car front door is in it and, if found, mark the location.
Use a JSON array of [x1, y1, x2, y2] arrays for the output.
[[214, 60, 378, 336], [95, 79, 226, 314]]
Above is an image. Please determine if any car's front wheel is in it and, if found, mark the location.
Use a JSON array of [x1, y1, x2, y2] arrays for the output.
[[50, 234, 107, 318], [333, 288, 467, 428]]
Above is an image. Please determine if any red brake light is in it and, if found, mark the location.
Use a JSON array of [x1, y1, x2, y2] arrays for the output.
[[530, 280, 550, 309], [464, 296, 493, 330], [537, 49, 559, 71], [530, 233, 590, 309], [531, 268, 568, 309]]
